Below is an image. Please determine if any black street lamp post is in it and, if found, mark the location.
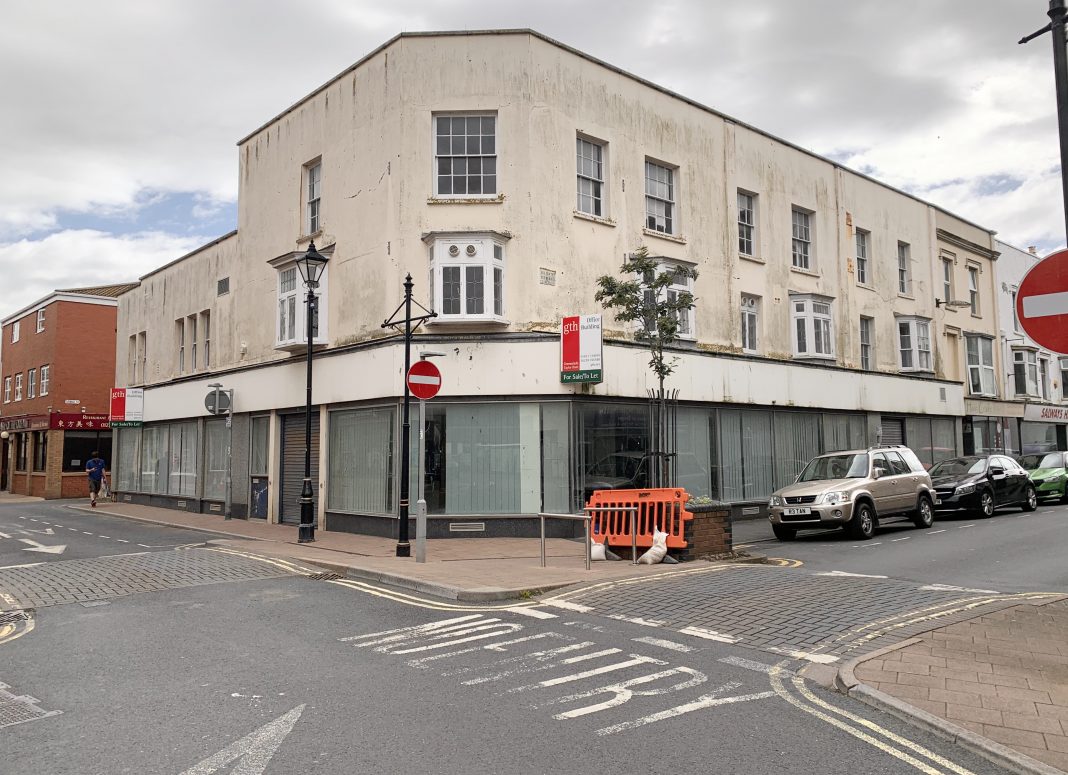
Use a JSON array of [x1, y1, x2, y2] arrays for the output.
[[295, 241, 329, 543]]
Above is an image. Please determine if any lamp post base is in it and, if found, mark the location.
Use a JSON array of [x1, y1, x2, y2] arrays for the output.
[[298, 480, 316, 543], [395, 542, 411, 557]]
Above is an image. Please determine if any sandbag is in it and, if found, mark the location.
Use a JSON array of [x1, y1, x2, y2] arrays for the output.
[[637, 528, 669, 564]]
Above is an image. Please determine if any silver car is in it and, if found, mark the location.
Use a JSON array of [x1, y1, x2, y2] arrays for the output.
[[768, 446, 935, 541]]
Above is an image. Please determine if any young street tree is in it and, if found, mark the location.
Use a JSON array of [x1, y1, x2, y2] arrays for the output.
[[594, 246, 698, 487]]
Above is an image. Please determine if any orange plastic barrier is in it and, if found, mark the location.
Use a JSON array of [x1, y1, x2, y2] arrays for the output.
[[586, 488, 693, 550]]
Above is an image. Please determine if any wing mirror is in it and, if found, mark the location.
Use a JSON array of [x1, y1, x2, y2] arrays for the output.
[[989, 466, 1005, 477], [872, 467, 885, 480]]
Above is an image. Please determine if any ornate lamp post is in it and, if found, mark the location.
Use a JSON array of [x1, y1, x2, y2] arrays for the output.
[[294, 241, 329, 543]]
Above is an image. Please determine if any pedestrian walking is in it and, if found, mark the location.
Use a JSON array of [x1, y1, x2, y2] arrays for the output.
[[85, 451, 106, 507]]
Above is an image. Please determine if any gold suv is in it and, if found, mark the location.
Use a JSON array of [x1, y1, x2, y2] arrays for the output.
[[767, 446, 935, 541]]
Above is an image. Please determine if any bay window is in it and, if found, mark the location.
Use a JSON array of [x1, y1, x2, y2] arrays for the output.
[[426, 232, 508, 323], [791, 294, 834, 359]]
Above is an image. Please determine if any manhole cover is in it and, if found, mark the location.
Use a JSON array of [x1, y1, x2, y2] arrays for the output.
[[306, 572, 343, 581], [0, 610, 31, 625]]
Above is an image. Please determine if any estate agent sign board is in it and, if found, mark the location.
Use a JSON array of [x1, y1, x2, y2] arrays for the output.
[[560, 314, 603, 384]]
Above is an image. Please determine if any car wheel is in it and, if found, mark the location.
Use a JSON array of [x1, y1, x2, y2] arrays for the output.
[[975, 489, 995, 518], [848, 503, 876, 540], [912, 496, 934, 528], [772, 524, 796, 541], [1022, 485, 1038, 512]]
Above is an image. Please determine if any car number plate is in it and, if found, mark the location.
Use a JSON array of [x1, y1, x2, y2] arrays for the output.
[[783, 507, 811, 516]]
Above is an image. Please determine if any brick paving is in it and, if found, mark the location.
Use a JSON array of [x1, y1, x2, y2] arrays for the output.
[[855, 599, 1068, 773], [0, 549, 295, 611]]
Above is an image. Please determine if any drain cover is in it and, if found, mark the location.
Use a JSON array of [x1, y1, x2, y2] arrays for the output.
[[0, 683, 61, 729], [0, 610, 31, 625], [306, 572, 343, 581]]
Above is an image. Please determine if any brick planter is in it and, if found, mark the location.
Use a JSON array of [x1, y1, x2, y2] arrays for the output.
[[677, 503, 732, 561]]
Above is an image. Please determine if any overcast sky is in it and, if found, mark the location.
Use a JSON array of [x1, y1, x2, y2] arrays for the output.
[[1, 0, 1064, 320]]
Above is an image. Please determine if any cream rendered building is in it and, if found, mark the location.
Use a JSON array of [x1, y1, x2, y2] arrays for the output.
[[114, 30, 1003, 535]]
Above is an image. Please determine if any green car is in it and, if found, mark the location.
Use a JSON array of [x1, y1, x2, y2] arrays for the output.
[[1017, 451, 1068, 502]]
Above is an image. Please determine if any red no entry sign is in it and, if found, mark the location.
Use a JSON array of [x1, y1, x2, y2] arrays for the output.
[[1017, 248, 1068, 354], [406, 360, 442, 400]]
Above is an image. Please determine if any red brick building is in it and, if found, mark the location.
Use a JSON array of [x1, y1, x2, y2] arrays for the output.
[[1, 284, 137, 498]]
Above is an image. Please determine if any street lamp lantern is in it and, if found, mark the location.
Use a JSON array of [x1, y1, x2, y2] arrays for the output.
[[297, 241, 329, 544], [296, 241, 329, 288]]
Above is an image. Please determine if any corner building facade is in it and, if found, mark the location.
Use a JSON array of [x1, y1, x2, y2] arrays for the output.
[[114, 30, 1009, 535]]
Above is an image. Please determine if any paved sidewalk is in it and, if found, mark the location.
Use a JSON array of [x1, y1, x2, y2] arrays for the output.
[[0, 492, 44, 504], [840, 598, 1068, 775], [63, 501, 757, 601]]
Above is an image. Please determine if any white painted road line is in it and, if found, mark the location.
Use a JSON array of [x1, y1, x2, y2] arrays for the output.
[[544, 600, 593, 613], [718, 656, 783, 674], [928, 529, 946, 534], [817, 571, 888, 579], [767, 647, 839, 664], [180, 704, 304, 775], [678, 626, 739, 644], [607, 614, 666, 628], [919, 584, 1000, 594], [859, 542, 883, 548], [505, 606, 558, 619], [633, 637, 695, 653], [595, 686, 776, 736], [891, 537, 910, 542], [958, 524, 976, 529]]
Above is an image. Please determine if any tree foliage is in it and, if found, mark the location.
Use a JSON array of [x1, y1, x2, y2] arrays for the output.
[[594, 245, 698, 384]]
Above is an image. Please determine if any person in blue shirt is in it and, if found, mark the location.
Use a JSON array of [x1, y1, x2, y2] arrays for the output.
[[85, 451, 106, 507]]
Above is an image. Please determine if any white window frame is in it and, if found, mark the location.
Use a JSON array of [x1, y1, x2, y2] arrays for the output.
[[35, 309, 45, 333], [855, 229, 870, 285], [968, 265, 980, 315], [305, 160, 322, 235], [189, 314, 198, 372], [966, 336, 996, 397], [576, 137, 605, 217], [428, 234, 507, 324], [1040, 357, 1050, 401], [137, 333, 146, 385], [1013, 349, 1039, 397], [1059, 358, 1068, 402], [738, 191, 757, 257], [942, 257, 954, 304], [176, 319, 185, 376], [11, 321, 19, 343], [3, 376, 10, 403], [897, 316, 933, 372], [40, 365, 50, 396], [1011, 288, 1020, 333], [202, 311, 211, 368], [741, 294, 759, 353], [791, 207, 813, 270], [642, 260, 695, 339], [860, 316, 874, 371], [644, 160, 676, 235], [434, 113, 497, 198], [897, 241, 912, 295], [791, 294, 834, 359], [275, 264, 328, 348], [27, 368, 36, 399], [14, 373, 22, 401]]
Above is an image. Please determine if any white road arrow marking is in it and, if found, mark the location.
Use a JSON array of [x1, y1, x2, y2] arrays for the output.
[[179, 704, 305, 775], [18, 539, 67, 554], [23, 528, 55, 535]]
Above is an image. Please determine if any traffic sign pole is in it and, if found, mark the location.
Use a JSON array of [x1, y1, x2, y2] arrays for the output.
[[416, 398, 428, 564]]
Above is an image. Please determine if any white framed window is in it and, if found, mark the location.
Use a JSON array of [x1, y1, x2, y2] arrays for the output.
[[1014, 349, 1039, 397], [640, 260, 695, 338], [305, 161, 322, 234], [1060, 358, 1068, 401], [435, 114, 497, 197], [428, 234, 506, 323], [3, 376, 10, 403], [1040, 357, 1050, 400], [35, 309, 45, 333], [860, 316, 874, 371], [202, 311, 211, 368], [128, 335, 138, 383], [189, 314, 198, 372], [11, 321, 19, 343], [644, 160, 676, 234], [942, 257, 954, 304], [897, 242, 912, 295], [14, 373, 22, 401], [27, 368, 36, 399], [275, 264, 327, 347], [175, 319, 185, 375], [576, 137, 605, 217], [897, 317, 932, 371], [741, 294, 759, 353], [738, 191, 757, 256], [40, 365, 50, 396], [968, 265, 980, 314], [791, 294, 834, 359], [966, 336, 996, 396], [855, 229, 870, 285], [791, 207, 813, 269]]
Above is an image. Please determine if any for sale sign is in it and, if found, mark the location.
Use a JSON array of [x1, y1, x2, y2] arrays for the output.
[[560, 314, 603, 384], [110, 387, 144, 426]]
